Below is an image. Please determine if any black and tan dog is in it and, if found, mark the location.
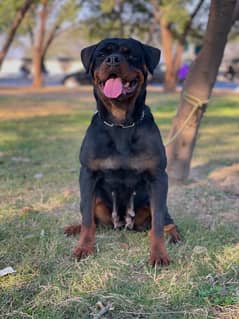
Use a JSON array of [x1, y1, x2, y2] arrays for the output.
[[64, 38, 181, 266]]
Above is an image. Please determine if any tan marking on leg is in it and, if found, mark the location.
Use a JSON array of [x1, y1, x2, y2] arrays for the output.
[[73, 223, 96, 259], [134, 206, 151, 231], [149, 231, 170, 266], [73, 197, 96, 260], [95, 198, 113, 226], [149, 203, 170, 266]]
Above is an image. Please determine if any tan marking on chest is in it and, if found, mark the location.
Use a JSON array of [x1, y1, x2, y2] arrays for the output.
[[89, 157, 121, 170], [89, 155, 158, 172]]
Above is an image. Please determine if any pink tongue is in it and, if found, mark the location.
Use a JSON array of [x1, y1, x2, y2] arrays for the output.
[[103, 78, 123, 98]]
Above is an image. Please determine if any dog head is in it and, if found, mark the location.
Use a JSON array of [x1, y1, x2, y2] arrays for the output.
[[81, 38, 161, 123]]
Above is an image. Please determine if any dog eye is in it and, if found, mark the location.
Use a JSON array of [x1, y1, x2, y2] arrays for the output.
[[106, 45, 113, 51]]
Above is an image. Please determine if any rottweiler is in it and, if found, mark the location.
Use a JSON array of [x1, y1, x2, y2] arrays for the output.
[[64, 38, 181, 266]]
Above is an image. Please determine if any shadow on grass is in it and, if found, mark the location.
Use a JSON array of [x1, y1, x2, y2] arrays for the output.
[[191, 158, 239, 180]]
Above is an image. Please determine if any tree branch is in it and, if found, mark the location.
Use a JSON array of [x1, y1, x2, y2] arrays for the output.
[[54, 22, 81, 38], [42, 24, 60, 59], [0, 0, 35, 68], [28, 25, 34, 47], [180, 0, 205, 44], [35, 0, 48, 52]]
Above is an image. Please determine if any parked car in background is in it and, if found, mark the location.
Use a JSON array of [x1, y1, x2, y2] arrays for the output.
[[225, 58, 239, 82], [61, 71, 91, 87], [148, 63, 165, 84]]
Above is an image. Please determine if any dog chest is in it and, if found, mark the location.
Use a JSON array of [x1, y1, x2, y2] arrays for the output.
[[81, 116, 164, 173]]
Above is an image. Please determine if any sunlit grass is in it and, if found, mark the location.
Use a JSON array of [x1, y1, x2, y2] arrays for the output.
[[0, 89, 238, 318]]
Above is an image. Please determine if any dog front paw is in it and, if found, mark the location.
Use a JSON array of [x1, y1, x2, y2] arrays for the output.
[[72, 225, 96, 260], [150, 232, 170, 266], [149, 250, 170, 266], [73, 243, 94, 260]]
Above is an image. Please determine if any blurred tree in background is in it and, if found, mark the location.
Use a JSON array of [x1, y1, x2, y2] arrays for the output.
[[1, 0, 238, 90], [152, 0, 208, 92], [80, 0, 154, 41], [18, 0, 82, 87], [80, 0, 210, 92], [0, 0, 35, 68]]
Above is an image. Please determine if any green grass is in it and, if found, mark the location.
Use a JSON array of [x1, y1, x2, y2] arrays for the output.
[[0, 89, 239, 319]]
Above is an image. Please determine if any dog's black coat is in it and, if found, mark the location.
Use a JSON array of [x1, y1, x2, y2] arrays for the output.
[[79, 38, 175, 231]]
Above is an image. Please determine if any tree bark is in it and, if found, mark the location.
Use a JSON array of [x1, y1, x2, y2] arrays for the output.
[[32, 0, 48, 88], [151, 1, 176, 92], [166, 0, 236, 182], [40, 23, 59, 72], [159, 15, 176, 92], [0, 0, 34, 69]]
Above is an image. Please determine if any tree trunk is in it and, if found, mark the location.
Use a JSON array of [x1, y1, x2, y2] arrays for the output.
[[0, 0, 34, 69], [32, 0, 48, 88], [152, 0, 205, 92], [151, 0, 176, 92], [39, 24, 59, 75], [172, 42, 184, 84], [159, 16, 177, 92], [166, 0, 236, 182], [32, 48, 43, 87]]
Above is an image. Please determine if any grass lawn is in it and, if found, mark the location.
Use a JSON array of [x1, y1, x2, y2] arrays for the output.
[[0, 87, 238, 319]]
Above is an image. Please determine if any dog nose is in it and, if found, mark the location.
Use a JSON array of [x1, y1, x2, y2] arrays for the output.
[[105, 54, 122, 66]]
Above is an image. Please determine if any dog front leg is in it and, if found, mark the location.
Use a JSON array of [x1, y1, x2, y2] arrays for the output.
[[149, 170, 170, 266], [73, 167, 96, 260]]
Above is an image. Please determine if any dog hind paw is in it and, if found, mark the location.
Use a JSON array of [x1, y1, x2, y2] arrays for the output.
[[168, 227, 182, 244], [164, 224, 182, 244], [64, 224, 81, 236]]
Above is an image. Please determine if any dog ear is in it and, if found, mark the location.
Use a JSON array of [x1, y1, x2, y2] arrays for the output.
[[81, 44, 98, 74], [141, 44, 161, 74]]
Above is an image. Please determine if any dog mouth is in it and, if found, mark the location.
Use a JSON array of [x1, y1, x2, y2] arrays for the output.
[[98, 75, 138, 99]]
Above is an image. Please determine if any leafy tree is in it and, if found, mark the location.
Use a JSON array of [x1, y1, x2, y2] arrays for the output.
[[0, 0, 35, 68], [19, 0, 82, 87], [81, 0, 208, 91], [152, 0, 207, 92], [80, 0, 154, 42]]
